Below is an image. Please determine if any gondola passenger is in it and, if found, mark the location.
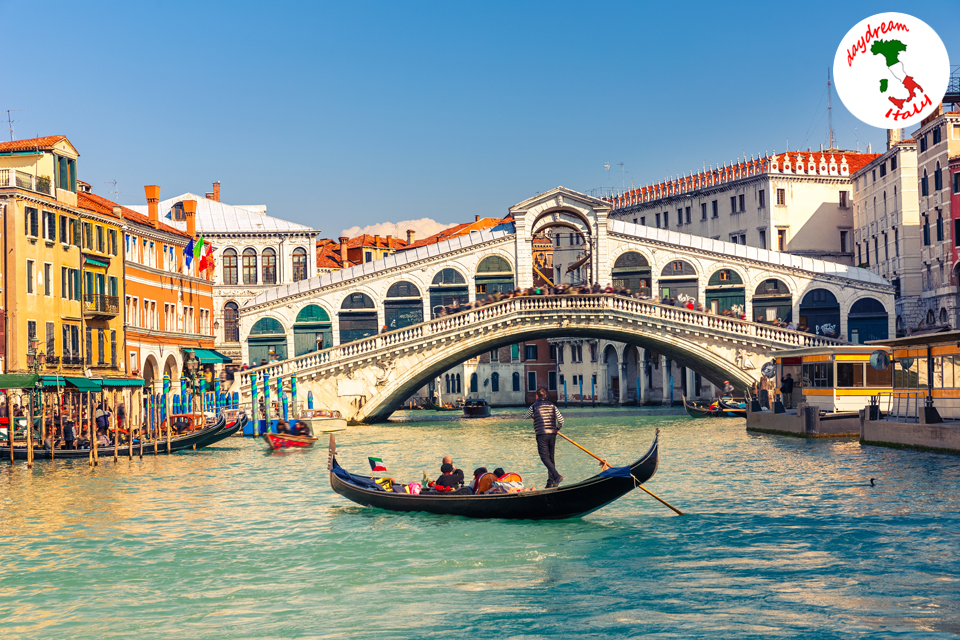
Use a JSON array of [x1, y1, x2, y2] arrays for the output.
[[276, 419, 291, 435], [292, 421, 311, 437]]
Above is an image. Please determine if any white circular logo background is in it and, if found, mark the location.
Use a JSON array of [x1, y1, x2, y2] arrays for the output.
[[833, 12, 949, 129]]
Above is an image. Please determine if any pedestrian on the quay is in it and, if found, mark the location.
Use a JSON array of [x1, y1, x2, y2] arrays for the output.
[[759, 375, 773, 408], [781, 373, 795, 409], [524, 387, 564, 489]]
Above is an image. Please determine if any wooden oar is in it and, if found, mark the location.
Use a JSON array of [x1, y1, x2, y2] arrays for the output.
[[557, 431, 686, 516]]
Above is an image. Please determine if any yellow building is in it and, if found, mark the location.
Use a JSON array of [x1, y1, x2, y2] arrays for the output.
[[0, 135, 125, 382]]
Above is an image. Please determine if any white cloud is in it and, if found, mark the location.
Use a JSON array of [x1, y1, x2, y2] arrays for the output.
[[340, 218, 457, 241]]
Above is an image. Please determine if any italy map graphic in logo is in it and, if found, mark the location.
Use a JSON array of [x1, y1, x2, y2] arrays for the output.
[[833, 13, 949, 129]]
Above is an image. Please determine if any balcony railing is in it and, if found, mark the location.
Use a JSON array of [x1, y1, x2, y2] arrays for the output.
[[83, 294, 120, 316], [0, 169, 53, 195], [62, 355, 83, 367]]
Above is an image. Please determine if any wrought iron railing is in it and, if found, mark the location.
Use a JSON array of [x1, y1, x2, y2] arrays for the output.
[[83, 294, 120, 315]]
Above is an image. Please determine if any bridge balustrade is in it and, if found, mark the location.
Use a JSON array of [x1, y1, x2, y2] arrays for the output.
[[238, 294, 846, 389]]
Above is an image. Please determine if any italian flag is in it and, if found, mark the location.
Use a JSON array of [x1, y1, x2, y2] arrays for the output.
[[368, 457, 386, 472]]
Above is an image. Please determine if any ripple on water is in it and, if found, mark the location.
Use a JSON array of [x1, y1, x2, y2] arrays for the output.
[[0, 408, 959, 638]]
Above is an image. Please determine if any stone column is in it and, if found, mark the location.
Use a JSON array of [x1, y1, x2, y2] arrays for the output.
[[638, 348, 648, 405], [661, 355, 670, 405], [686, 366, 697, 400], [620, 358, 628, 404], [513, 208, 534, 290]]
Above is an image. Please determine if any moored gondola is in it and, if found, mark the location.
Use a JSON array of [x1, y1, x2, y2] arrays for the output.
[[682, 395, 746, 418], [328, 431, 660, 520]]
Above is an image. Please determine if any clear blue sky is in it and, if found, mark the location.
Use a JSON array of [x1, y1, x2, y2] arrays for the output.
[[2, 1, 957, 235]]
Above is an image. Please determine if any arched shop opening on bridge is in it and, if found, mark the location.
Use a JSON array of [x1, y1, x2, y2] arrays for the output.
[[293, 305, 332, 356], [659, 260, 698, 302], [847, 297, 888, 343], [249, 317, 287, 363], [340, 293, 378, 343], [475, 256, 514, 297], [384, 281, 423, 331], [799, 289, 841, 338], [753, 279, 792, 323], [430, 268, 468, 318], [611, 252, 651, 296], [705, 269, 744, 315]]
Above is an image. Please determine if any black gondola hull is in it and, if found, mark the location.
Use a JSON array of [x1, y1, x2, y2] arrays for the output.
[[329, 433, 660, 520]]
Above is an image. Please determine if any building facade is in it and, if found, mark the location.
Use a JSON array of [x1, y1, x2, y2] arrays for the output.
[[608, 149, 879, 266], [915, 107, 960, 328], [852, 135, 922, 336]]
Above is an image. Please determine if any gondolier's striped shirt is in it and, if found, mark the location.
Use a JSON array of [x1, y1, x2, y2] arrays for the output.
[[525, 400, 564, 435]]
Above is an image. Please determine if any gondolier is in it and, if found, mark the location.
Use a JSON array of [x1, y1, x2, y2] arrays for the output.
[[525, 387, 564, 488]]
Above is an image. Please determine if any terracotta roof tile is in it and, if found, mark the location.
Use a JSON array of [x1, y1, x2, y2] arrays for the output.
[[401, 216, 512, 250], [77, 191, 190, 239], [0, 135, 69, 153]]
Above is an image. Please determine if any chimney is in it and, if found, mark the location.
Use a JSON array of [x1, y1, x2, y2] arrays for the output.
[[205, 181, 221, 202], [406, 229, 415, 245], [887, 128, 902, 150], [183, 199, 197, 238], [338, 236, 349, 266], [386, 234, 392, 247], [475, 215, 480, 222], [144, 185, 160, 228], [112, 206, 122, 220], [374, 234, 380, 247]]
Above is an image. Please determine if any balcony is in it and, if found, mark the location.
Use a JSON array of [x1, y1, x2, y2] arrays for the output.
[[83, 294, 120, 319], [0, 169, 53, 195], [61, 355, 83, 367]]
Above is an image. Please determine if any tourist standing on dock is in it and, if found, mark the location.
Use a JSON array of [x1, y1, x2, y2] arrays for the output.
[[759, 376, 773, 408], [780, 373, 794, 409], [525, 387, 564, 488]]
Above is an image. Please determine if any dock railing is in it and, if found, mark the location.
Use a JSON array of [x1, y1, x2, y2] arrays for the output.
[[874, 390, 928, 423]]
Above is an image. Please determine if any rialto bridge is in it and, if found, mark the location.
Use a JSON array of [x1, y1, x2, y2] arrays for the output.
[[235, 187, 893, 422]]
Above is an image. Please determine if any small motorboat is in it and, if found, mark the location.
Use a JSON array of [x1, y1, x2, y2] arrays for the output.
[[296, 409, 347, 433], [261, 430, 318, 450], [462, 399, 491, 418]]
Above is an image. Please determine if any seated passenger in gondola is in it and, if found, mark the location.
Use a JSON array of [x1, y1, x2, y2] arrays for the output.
[[432, 463, 462, 491], [471, 467, 489, 492], [276, 419, 291, 435], [97, 430, 111, 447], [173, 417, 191, 434], [292, 421, 312, 437]]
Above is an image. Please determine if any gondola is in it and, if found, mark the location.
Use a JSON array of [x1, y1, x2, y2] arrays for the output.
[[194, 412, 247, 447], [428, 402, 459, 412], [682, 395, 719, 418], [717, 397, 747, 417], [462, 399, 491, 418], [328, 431, 660, 520], [682, 395, 746, 419], [4, 414, 227, 461]]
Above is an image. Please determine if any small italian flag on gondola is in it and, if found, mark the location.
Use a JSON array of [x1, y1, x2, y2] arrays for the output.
[[368, 457, 387, 472]]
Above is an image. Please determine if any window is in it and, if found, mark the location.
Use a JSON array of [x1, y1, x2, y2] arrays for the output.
[[524, 344, 538, 361], [836, 362, 865, 388], [26, 260, 35, 293], [61, 267, 68, 298], [491, 372, 499, 392], [109, 276, 118, 298], [730, 196, 737, 213], [857, 243, 862, 265], [759, 229, 766, 248], [71, 218, 80, 246], [292, 247, 308, 282], [920, 135, 927, 152], [711, 200, 718, 217], [82, 222, 92, 249], [896, 228, 901, 255], [801, 362, 834, 388], [874, 237, 879, 262], [719, 269, 731, 281], [759, 189, 765, 207], [85, 326, 92, 365], [839, 191, 848, 208], [512, 372, 521, 392], [880, 163, 887, 178], [776, 188, 786, 205], [44, 263, 52, 296], [572, 344, 583, 362], [872, 169, 876, 183], [955, 172, 960, 194], [262, 248, 277, 284], [224, 302, 239, 342], [242, 249, 257, 284], [527, 371, 536, 391], [109, 229, 118, 255], [548, 371, 557, 391], [490, 348, 499, 362], [97, 329, 105, 365], [655, 213, 661, 227], [738, 194, 745, 212], [556, 344, 563, 364], [839, 230, 848, 253], [24, 207, 38, 237], [933, 126, 941, 144], [937, 213, 944, 242], [96, 225, 104, 253], [470, 373, 478, 393], [685, 206, 691, 224], [27, 320, 37, 343], [935, 162, 943, 191], [110, 330, 117, 367], [223, 249, 238, 285], [511, 344, 519, 361], [701, 203, 707, 220], [548, 344, 556, 360], [59, 216, 68, 243], [891, 155, 898, 170], [42, 211, 56, 240], [923, 216, 930, 246], [640, 216, 645, 226], [590, 342, 597, 362], [777, 229, 786, 251], [676, 208, 682, 226], [45, 321, 55, 358], [662, 212, 668, 228], [921, 170, 929, 196], [884, 233, 889, 260]]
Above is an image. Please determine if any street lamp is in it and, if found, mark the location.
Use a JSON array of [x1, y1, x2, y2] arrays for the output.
[[26, 337, 46, 373]]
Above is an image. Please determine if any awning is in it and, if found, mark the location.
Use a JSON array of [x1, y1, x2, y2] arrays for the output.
[[40, 375, 69, 388], [85, 257, 109, 268], [66, 377, 102, 391], [100, 377, 145, 388], [0, 373, 40, 389], [187, 349, 232, 364]]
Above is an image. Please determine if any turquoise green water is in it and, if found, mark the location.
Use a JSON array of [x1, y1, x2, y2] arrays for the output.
[[2, 408, 959, 638]]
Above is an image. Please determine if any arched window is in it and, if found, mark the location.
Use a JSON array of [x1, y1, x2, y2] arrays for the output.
[[922, 169, 929, 196], [242, 248, 257, 285], [940, 308, 948, 324], [445, 374, 451, 394], [223, 302, 239, 342], [223, 249, 238, 285], [935, 162, 943, 191], [512, 372, 521, 392], [432, 268, 466, 285], [927, 309, 936, 325], [292, 247, 308, 282], [456, 374, 461, 394], [470, 373, 478, 393], [491, 372, 499, 392], [261, 248, 276, 284]]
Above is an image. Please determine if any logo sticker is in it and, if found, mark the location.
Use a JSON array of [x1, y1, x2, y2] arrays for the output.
[[833, 13, 950, 128]]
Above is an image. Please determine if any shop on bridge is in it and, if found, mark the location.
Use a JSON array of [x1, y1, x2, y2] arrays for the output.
[[384, 281, 423, 331], [293, 305, 332, 356], [249, 317, 287, 364], [658, 260, 698, 303], [475, 256, 514, 297], [430, 268, 469, 318], [847, 297, 888, 343], [611, 251, 651, 296], [704, 269, 744, 315], [799, 289, 841, 338], [340, 292, 378, 343], [752, 278, 792, 323]]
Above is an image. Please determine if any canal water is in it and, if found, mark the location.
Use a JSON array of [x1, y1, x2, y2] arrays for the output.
[[1, 407, 959, 638]]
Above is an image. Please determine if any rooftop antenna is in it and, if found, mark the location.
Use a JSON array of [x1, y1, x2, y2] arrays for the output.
[[827, 67, 835, 150], [106, 179, 120, 199], [2, 110, 23, 141]]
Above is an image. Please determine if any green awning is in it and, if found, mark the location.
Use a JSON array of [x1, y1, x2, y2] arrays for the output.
[[85, 258, 109, 268], [40, 375, 69, 388], [66, 377, 101, 391], [188, 349, 232, 364], [0, 373, 40, 389], [100, 377, 145, 388]]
